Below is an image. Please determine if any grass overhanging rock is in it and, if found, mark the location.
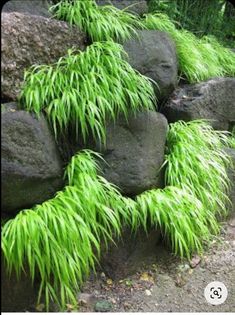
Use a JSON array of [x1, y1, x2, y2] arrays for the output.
[[50, 0, 235, 83], [19, 41, 156, 142], [2, 151, 134, 310], [1, 0, 235, 311], [49, 0, 144, 42], [2, 121, 233, 309], [143, 13, 235, 82]]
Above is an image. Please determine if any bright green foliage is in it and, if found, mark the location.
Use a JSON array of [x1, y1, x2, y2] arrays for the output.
[[49, 0, 144, 42], [147, 0, 235, 47], [165, 120, 232, 218], [2, 121, 233, 309], [133, 121, 233, 259], [1, 150, 133, 310], [143, 13, 235, 82], [135, 186, 213, 258], [19, 41, 156, 142], [230, 126, 235, 148], [3, 0, 234, 309]]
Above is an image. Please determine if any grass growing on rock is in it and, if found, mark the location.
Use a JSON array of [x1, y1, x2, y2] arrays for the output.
[[19, 41, 156, 142], [135, 187, 212, 258], [165, 120, 232, 218], [1, 150, 133, 310], [2, 121, 233, 309], [3, 2, 234, 308], [143, 13, 235, 82], [134, 121, 232, 258], [50, 1, 235, 83], [49, 0, 144, 42]]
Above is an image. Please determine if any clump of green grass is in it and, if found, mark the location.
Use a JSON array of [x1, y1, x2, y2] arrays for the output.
[[143, 13, 235, 82], [229, 126, 235, 149], [2, 121, 233, 309], [19, 41, 156, 142], [147, 0, 235, 48], [1, 150, 133, 310], [135, 186, 213, 258], [165, 120, 232, 218], [134, 120, 233, 258], [49, 0, 144, 42]]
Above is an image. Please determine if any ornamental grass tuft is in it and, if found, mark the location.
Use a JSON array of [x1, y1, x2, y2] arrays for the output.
[[1, 150, 133, 310], [2, 121, 233, 309], [143, 13, 235, 82], [165, 120, 232, 218], [135, 186, 212, 258], [19, 41, 156, 142], [49, 0, 144, 42]]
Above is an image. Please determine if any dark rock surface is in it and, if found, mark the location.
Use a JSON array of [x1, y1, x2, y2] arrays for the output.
[[1, 262, 39, 312], [162, 77, 235, 131], [100, 228, 161, 280], [123, 30, 178, 102], [58, 111, 168, 196], [2, 0, 51, 17], [96, 0, 148, 15], [1, 103, 64, 215], [97, 111, 168, 196], [1, 12, 86, 101]]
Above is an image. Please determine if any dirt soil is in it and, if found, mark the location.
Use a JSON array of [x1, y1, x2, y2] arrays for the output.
[[78, 213, 235, 312]]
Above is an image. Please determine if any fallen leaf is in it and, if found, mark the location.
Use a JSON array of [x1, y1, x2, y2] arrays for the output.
[[139, 272, 154, 283], [106, 278, 113, 285], [35, 304, 44, 312], [66, 303, 76, 311]]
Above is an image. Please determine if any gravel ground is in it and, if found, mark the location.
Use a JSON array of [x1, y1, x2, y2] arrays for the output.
[[78, 213, 235, 312]]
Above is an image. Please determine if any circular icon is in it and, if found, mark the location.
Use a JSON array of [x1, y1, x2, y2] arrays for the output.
[[204, 281, 228, 305]]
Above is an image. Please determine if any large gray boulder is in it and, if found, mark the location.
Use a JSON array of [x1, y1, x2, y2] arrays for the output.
[[1, 12, 86, 101], [96, 111, 168, 196], [96, 0, 148, 16], [1, 103, 64, 215], [2, 0, 51, 17], [162, 78, 235, 131], [123, 30, 178, 103], [58, 111, 168, 197]]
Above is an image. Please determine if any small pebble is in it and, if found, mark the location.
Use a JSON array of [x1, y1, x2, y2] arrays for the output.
[[145, 289, 152, 296], [190, 255, 201, 268], [100, 272, 106, 280]]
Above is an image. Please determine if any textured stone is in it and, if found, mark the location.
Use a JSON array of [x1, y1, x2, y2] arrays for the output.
[[1, 12, 86, 101], [96, 0, 148, 15], [1, 103, 64, 215], [2, 0, 51, 17], [162, 78, 235, 131], [123, 30, 178, 102], [100, 228, 161, 280], [1, 262, 39, 312], [96, 111, 168, 196]]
